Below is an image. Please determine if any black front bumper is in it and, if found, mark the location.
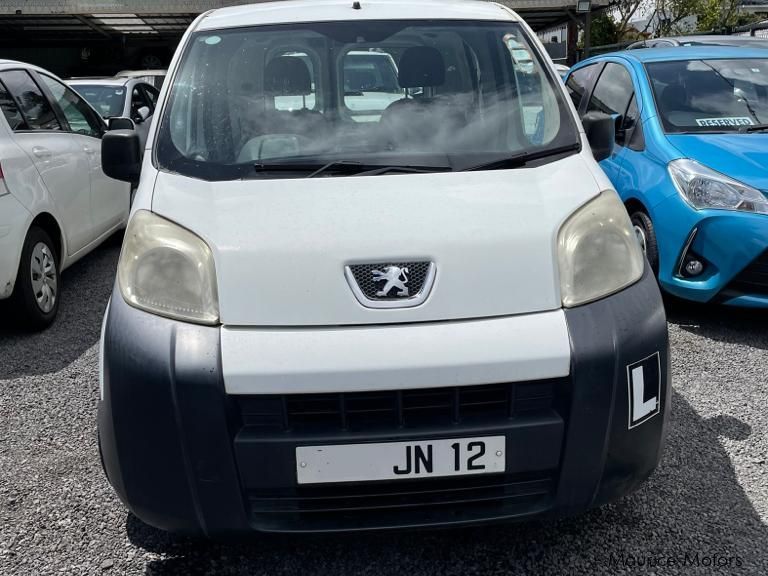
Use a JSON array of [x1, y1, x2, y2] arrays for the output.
[[98, 267, 670, 535]]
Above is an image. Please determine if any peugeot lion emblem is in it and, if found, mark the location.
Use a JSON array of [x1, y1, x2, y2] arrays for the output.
[[372, 266, 409, 297], [345, 261, 436, 309]]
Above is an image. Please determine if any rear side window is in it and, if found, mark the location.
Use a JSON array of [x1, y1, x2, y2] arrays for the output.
[[0, 70, 61, 131], [587, 63, 634, 117], [343, 51, 403, 119], [271, 52, 318, 112], [39, 74, 104, 138], [0, 81, 26, 130], [565, 63, 599, 110]]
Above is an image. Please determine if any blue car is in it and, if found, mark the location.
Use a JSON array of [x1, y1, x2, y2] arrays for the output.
[[566, 47, 768, 307]]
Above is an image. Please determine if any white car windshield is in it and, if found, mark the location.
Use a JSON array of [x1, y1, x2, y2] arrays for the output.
[[71, 84, 126, 118], [156, 20, 579, 180]]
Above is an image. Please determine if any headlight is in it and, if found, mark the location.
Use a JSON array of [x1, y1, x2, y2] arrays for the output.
[[118, 210, 219, 324], [669, 158, 768, 215], [558, 190, 645, 307]]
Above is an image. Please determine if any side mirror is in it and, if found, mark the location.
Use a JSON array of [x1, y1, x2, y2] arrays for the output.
[[108, 117, 135, 131], [134, 106, 151, 123], [581, 111, 615, 162], [102, 130, 141, 184]]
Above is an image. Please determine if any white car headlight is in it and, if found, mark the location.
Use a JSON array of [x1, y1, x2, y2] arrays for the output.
[[118, 210, 219, 325], [558, 190, 645, 308], [669, 158, 768, 215]]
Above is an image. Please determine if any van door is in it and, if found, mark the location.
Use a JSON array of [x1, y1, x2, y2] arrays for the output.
[[0, 69, 94, 255], [37, 73, 129, 240]]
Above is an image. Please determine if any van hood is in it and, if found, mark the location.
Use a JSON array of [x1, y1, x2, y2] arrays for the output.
[[151, 154, 599, 326], [667, 133, 768, 192]]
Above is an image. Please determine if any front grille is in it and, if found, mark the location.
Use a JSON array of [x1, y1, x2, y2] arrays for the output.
[[234, 381, 566, 531], [723, 250, 768, 296], [247, 472, 556, 531], [237, 380, 561, 433], [348, 261, 431, 300]]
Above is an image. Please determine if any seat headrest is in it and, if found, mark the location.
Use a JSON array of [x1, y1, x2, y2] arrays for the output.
[[264, 56, 312, 96], [687, 73, 732, 100], [397, 46, 445, 89]]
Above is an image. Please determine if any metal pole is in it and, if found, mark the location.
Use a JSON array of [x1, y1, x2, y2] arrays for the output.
[[584, 10, 592, 58]]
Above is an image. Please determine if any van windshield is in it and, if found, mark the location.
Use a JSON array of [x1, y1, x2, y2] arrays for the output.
[[647, 58, 768, 133], [156, 20, 579, 180]]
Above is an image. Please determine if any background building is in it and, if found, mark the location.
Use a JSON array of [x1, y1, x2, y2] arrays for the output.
[[0, 0, 605, 75]]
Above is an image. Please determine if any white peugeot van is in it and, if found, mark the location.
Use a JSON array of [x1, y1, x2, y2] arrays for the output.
[[98, 0, 670, 535]]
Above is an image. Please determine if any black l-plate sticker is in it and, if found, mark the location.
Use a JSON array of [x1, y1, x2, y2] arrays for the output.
[[627, 352, 661, 429]]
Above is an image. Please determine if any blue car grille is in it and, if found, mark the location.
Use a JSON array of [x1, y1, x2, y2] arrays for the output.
[[725, 250, 768, 296]]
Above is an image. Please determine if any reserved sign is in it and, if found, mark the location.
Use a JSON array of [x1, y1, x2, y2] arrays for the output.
[[695, 117, 754, 127]]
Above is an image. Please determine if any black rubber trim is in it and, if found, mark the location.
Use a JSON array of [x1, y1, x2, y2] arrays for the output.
[[561, 266, 670, 510], [98, 289, 248, 535]]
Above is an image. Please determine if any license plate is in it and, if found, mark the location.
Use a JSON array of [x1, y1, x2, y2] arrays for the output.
[[295, 436, 506, 485]]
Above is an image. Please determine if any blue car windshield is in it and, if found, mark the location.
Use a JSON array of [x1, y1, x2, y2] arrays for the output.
[[647, 58, 768, 133]]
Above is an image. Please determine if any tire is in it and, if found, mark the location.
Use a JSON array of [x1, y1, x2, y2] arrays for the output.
[[11, 226, 60, 330], [138, 52, 164, 69], [630, 210, 659, 275]]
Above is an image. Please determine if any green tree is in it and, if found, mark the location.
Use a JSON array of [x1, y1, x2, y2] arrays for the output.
[[614, 0, 651, 40], [653, 0, 703, 35], [696, 0, 761, 31], [591, 13, 621, 46]]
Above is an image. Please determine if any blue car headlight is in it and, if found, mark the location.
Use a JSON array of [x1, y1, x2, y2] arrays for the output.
[[669, 159, 768, 215]]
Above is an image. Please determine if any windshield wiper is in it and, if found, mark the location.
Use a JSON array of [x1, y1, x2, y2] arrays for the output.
[[253, 160, 449, 179], [306, 161, 366, 178], [353, 165, 451, 177], [739, 123, 768, 133], [459, 143, 580, 172], [308, 161, 451, 178], [253, 160, 364, 176]]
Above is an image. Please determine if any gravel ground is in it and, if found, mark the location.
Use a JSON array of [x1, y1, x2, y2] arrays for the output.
[[1, 239, 768, 575]]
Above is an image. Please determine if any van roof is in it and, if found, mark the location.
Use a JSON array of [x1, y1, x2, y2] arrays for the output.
[[197, 0, 519, 31]]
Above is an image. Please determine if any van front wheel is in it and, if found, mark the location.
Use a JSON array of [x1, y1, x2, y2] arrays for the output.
[[630, 211, 658, 275]]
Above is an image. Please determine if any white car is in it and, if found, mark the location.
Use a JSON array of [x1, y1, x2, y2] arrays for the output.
[[67, 77, 159, 148], [342, 51, 404, 122], [114, 69, 167, 91], [98, 0, 669, 535], [0, 60, 130, 328]]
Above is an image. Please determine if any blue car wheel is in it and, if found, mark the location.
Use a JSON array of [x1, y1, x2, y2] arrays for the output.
[[629, 210, 659, 275]]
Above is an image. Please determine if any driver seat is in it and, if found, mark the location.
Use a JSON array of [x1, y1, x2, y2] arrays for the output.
[[379, 46, 466, 149], [263, 56, 324, 137]]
